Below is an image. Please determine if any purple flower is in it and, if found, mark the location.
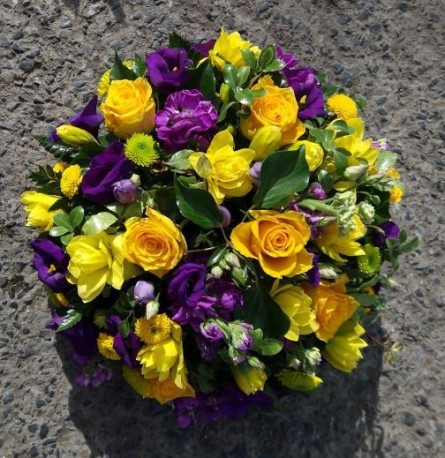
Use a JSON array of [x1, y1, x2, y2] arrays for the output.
[[191, 39, 216, 57], [275, 46, 299, 70], [155, 89, 218, 153], [74, 363, 112, 388], [112, 179, 138, 204], [231, 322, 253, 352], [306, 253, 321, 286], [48, 311, 98, 366], [373, 221, 400, 247], [194, 334, 220, 362], [207, 276, 243, 316], [50, 96, 103, 142], [168, 262, 207, 307], [31, 239, 70, 292], [82, 141, 133, 204], [133, 280, 156, 304], [146, 48, 192, 93], [217, 205, 231, 228], [200, 321, 224, 341], [250, 161, 262, 182], [309, 182, 327, 200]]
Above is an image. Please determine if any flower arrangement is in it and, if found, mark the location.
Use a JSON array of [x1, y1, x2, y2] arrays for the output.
[[21, 29, 417, 427]]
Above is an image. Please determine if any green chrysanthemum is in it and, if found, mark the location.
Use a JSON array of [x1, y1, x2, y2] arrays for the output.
[[125, 133, 159, 167], [276, 370, 323, 391], [357, 244, 381, 276]]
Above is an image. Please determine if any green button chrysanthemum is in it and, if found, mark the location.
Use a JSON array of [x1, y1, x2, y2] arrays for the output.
[[125, 133, 159, 167], [357, 244, 381, 276]]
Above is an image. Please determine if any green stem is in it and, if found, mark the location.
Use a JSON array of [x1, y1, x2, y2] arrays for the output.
[[298, 199, 336, 215]]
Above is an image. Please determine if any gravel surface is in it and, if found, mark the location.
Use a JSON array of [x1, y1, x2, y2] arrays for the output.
[[0, 0, 444, 457]]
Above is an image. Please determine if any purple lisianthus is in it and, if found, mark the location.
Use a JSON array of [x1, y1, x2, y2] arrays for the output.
[[50, 95, 104, 142], [168, 262, 208, 307], [306, 253, 321, 287], [82, 141, 133, 204], [146, 48, 192, 93], [155, 89, 218, 153], [275, 46, 299, 70], [48, 311, 98, 366], [373, 221, 400, 247], [112, 179, 138, 204], [173, 384, 273, 428], [231, 322, 253, 352], [200, 321, 224, 341], [31, 239, 70, 292], [75, 363, 112, 388], [191, 39, 216, 57]]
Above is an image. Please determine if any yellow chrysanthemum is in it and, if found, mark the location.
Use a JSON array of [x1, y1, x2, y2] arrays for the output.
[[327, 94, 358, 120], [135, 314, 172, 345], [276, 370, 323, 391], [60, 164, 82, 199], [323, 320, 368, 373], [124, 133, 159, 167], [53, 161, 69, 173], [97, 333, 120, 361], [357, 244, 381, 276], [97, 60, 134, 98]]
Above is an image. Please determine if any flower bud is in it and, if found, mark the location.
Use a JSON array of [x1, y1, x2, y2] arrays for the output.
[[112, 179, 139, 204], [56, 125, 97, 146], [130, 173, 141, 187], [249, 161, 262, 182], [309, 182, 327, 200], [343, 164, 368, 181], [133, 280, 156, 304], [305, 347, 322, 367], [217, 205, 231, 227], [145, 299, 160, 320], [249, 126, 282, 161], [219, 83, 231, 103], [210, 265, 224, 279], [200, 321, 225, 341], [358, 202, 375, 224], [225, 252, 241, 269]]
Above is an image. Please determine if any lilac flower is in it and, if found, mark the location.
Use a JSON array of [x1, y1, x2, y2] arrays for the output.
[[373, 221, 400, 247], [173, 384, 273, 428], [155, 89, 218, 153], [309, 182, 327, 200], [133, 280, 156, 304], [31, 239, 70, 292], [47, 311, 98, 366], [146, 48, 192, 93], [112, 179, 138, 204], [50, 96, 103, 142], [81, 141, 133, 204]]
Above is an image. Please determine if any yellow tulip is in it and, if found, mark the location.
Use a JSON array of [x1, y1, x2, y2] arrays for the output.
[[56, 125, 97, 146]]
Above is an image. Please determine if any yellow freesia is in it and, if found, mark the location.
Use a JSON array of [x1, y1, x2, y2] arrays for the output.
[[270, 282, 318, 341], [231, 365, 267, 395], [323, 320, 368, 372], [66, 232, 139, 303], [56, 125, 97, 146], [20, 190, 60, 232], [189, 129, 255, 204], [316, 214, 366, 262]]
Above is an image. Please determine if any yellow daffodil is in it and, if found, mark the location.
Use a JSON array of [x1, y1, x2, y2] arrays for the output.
[[231, 365, 267, 395], [20, 191, 60, 232]]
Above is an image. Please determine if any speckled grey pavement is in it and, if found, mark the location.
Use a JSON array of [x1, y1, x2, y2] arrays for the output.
[[0, 1, 444, 457]]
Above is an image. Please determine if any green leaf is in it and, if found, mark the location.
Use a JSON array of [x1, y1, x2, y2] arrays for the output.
[[318, 169, 333, 193], [329, 120, 355, 135], [222, 64, 238, 89], [332, 148, 350, 174], [57, 309, 83, 332], [400, 236, 419, 253], [118, 318, 131, 338], [258, 45, 275, 69], [174, 175, 222, 229], [60, 233, 74, 246], [235, 285, 290, 339], [260, 338, 284, 356], [237, 66, 251, 86], [206, 247, 228, 267], [82, 212, 118, 236], [263, 59, 286, 73], [152, 187, 180, 220], [349, 293, 380, 307], [253, 149, 310, 208], [217, 101, 238, 123], [53, 213, 73, 231], [110, 52, 137, 81], [133, 53, 147, 77], [189, 61, 218, 107], [309, 128, 335, 150], [34, 135, 79, 159], [69, 206, 84, 228], [240, 49, 258, 69], [375, 150, 398, 174], [49, 226, 70, 237], [166, 149, 194, 172], [122, 201, 144, 220], [168, 31, 191, 49]]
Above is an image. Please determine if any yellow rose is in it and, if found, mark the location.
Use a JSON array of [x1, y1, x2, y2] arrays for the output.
[[66, 232, 139, 303], [231, 210, 314, 278], [20, 191, 60, 232], [287, 140, 324, 171], [249, 126, 282, 161], [303, 275, 358, 342], [209, 28, 260, 70], [189, 129, 255, 205], [240, 75, 305, 146], [231, 365, 267, 395], [271, 283, 318, 341], [123, 209, 186, 277], [101, 77, 156, 139], [323, 320, 367, 372]]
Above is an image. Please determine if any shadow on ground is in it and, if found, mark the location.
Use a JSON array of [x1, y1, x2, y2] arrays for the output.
[[55, 322, 385, 458]]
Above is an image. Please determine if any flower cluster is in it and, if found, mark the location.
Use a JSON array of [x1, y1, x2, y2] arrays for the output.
[[22, 29, 417, 427]]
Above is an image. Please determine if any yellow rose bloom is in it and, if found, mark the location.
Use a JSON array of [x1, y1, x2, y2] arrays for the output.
[[249, 126, 282, 161], [240, 75, 305, 146], [66, 232, 139, 303], [101, 77, 156, 139], [209, 28, 259, 70], [326, 94, 358, 120], [60, 164, 82, 199], [123, 209, 186, 277], [316, 214, 366, 262], [136, 316, 189, 390], [303, 275, 359, 342], [231, 210, 313, 279], [287, 140, 324, 171], [189, 129, 255, 205], [231, 365, 267, 395], [122, 367, 195, 403], [323, 320, 368, 372], [20, 191, 60, 232], [271, 283, 318, 341]]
